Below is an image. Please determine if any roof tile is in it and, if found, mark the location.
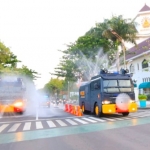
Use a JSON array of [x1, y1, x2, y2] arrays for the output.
[[126, 37, 150, 60]]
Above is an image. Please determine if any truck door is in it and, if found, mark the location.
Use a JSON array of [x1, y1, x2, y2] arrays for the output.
[[84, 86, 90, 111], [90, 79, 101, 112]]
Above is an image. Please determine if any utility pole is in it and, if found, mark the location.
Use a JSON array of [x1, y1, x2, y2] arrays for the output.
[[68, 81, 69, 100]]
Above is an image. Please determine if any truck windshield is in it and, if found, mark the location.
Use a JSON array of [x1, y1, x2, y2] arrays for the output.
[[103, 79, 133, 93]]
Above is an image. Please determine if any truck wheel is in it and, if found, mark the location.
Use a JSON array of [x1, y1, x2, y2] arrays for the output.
[[18, 111, 24, 115], [81, 103, 85, 114], [95, 103, 102, 117], [122, 112, 129, 116]]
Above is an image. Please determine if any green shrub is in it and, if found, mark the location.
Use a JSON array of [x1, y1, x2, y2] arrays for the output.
[[138, 94, 147, 100], [147, 94, 150, 100]]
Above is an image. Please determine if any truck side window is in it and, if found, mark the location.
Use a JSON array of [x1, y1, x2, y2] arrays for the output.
[[94, 82, 99, 89], [91, 80, 100, 90]]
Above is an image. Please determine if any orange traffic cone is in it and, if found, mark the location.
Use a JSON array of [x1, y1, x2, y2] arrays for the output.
[[64, 104, 68, 112], [71, 105, 74, 114], [78, 108, 83, 116], [69, 104, 72, 113], [76, 106, 83, 116]]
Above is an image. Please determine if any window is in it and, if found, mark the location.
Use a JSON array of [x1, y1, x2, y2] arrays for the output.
[[142, 59, 148, 69], [118, 80, 131, 86], [143, 78, 150, 82], [103, 80, 117, 87], [130, 64, 134, 73], [90, 80, 100, 91]]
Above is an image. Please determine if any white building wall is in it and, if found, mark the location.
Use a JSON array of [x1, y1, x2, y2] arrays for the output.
[[126, 53, 150, 87]]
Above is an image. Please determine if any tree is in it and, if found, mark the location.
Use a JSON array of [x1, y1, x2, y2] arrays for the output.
[[0, 41, 39, 81], [18, 65, 39, 81], [53, 15, 137, 81], [102, 15, 138, 70], [44, 78, 64, 96], [53, 34, 112, 81], [0, 41, 21, 69]]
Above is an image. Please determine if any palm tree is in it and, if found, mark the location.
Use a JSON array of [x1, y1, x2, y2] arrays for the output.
[[102, 15, 138, 71]]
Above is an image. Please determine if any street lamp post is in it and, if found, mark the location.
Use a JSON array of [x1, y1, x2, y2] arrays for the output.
[[110, 30, 126, 69], [68, 81, 69, 100]]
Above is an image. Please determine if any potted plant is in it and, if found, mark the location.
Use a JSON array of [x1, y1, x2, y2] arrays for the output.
[[138, 94, 147, 108]]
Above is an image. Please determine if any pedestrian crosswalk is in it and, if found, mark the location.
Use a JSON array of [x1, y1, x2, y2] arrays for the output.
[[1, 112, 150, 133]]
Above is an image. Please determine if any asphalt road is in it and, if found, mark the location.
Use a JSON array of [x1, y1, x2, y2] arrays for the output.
[[1, 105, 150, 150], [0, 103, 72, 122], [1, 117, 150, 150]]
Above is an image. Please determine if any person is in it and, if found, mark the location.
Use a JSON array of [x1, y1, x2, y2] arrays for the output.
[[56, 97, 59, 105]]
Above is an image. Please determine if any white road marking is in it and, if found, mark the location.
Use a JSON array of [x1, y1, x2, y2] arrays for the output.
[[82, 117, 97, 123], [65, 119, 78, 125], [56, 120, 67, 126], [102, 117, 116, 121], [74, 118, 88, 124], [121, 117, 132, 120], [23, 122, 31, 131], [88, 117, 106, 122], [111, 117, 124, 121], [138, 114, 150, 117], [0, 124, 9, 133], [8, 123, 21, 132], [47, 121, 56, 128], [36, 122, 43, 129]]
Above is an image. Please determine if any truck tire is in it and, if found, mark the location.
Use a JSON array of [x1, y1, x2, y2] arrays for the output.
[[94, 103, 103, 117], [122, 112, 129, 116], [81, 103, 86, 114]]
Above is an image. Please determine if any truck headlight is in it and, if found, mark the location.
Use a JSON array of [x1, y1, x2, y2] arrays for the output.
[[102, 100, 112, 104], [14, 102, 23, 107]]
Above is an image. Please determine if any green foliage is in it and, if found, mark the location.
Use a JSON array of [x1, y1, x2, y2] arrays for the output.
[[102, 15, 137, 44], [18, 65, 39, 80], [53, 15, 137, 82], [146, 94, 150, 100], [138, 94, 147, 100], [0, 41, 21, 68], [44, 78, 64, 95], [0, 41, 39, 81], [53, 59, 78, 81]]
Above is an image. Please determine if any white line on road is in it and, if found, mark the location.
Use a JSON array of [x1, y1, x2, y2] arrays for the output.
[[121, 117, 132, 120], [65, 119, 78, 125], [138, 114, 150, 117], [110, 117, 124, 121], [82, 117, 97, 123], [102, 118, 116, 121], [23, 122, 31, 131], [36, 122, 43, 129], [88, 117, 106, 122], [56, 120, 67, 126], [74, 118, 88, 124], [0, 124, 9, 133], [8, 123, 21, 132], [47, 121, 56, 128]]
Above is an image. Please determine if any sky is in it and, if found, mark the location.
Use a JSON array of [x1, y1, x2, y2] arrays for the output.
[[0, 0, 150, 89]]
